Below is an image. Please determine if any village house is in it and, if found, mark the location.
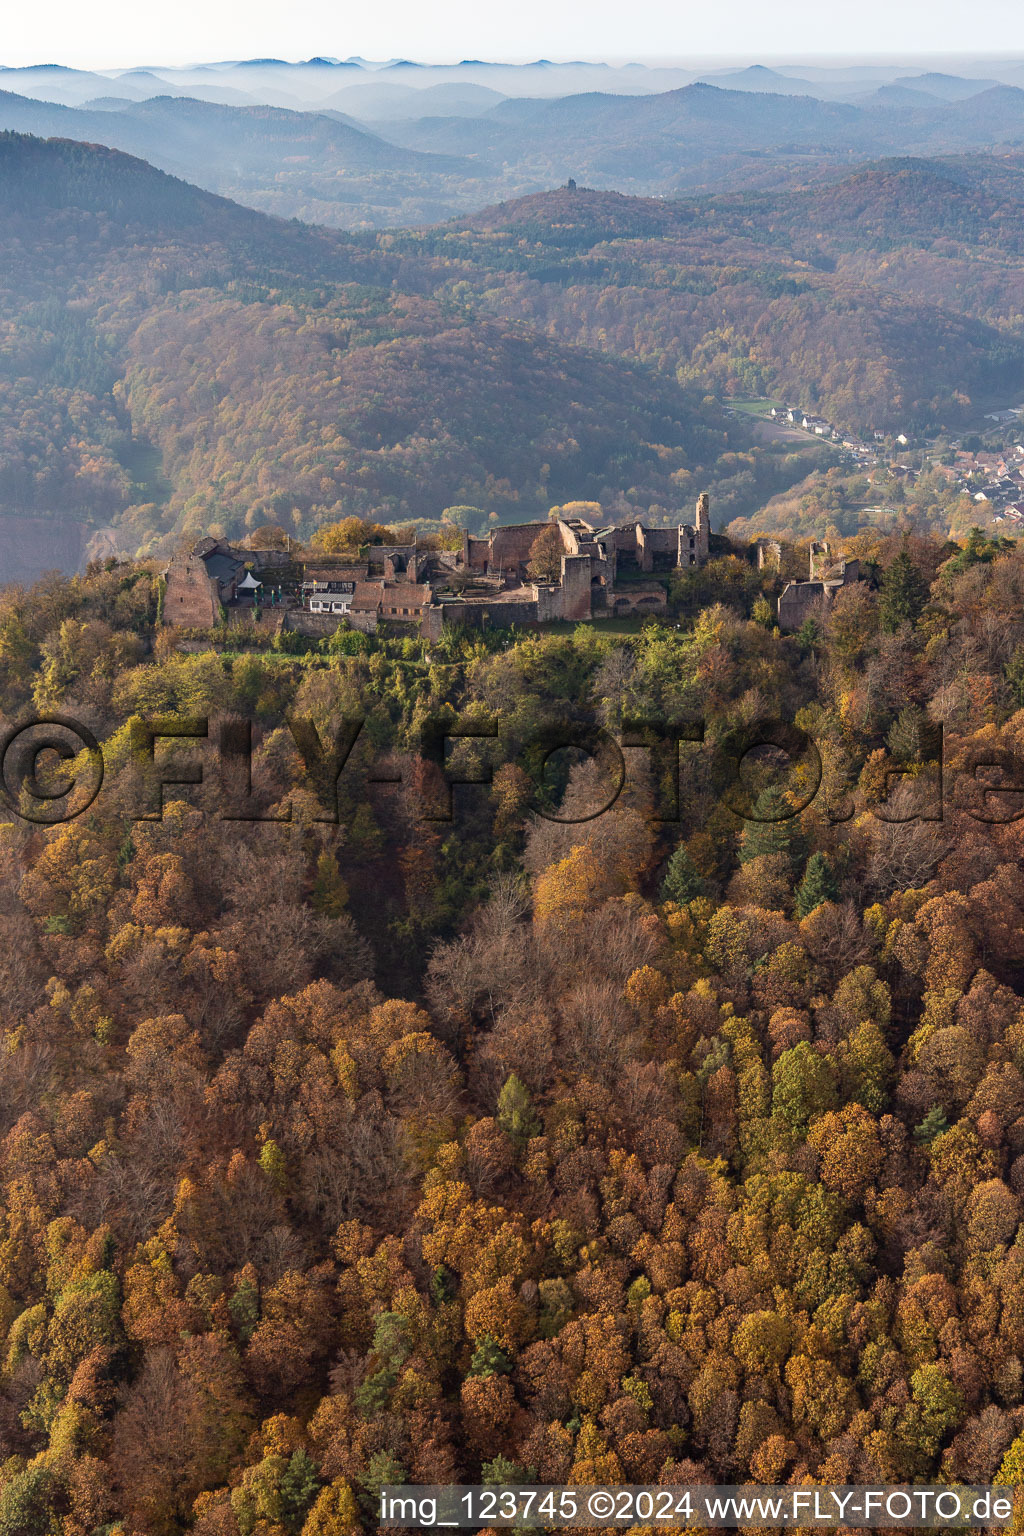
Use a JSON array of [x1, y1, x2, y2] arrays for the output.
[[300, 562, 366, 617], [306, 586, 355, 616], [802, 414, 833, 436]]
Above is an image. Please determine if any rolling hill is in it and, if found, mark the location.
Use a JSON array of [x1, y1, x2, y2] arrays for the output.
[[0, 133, 785, 572], [6, 76, 1024, 233], [8, 127, 1024, 579], [0, 89, 502, 227], [386, 171, 1024, 433], [381, 80, 1024, 199]]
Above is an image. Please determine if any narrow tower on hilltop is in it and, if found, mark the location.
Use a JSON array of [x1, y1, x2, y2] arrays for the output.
[[696, 492, 710, 560]]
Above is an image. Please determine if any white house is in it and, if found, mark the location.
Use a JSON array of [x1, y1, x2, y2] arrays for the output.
[[802, 415, 832, 435], [308, 593, 353, 615]]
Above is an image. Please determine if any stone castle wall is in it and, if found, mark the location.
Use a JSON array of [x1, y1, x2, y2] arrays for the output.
[[488, 522, 550, 571], [559, 555, 593, 620], [163, 553, 220, 627]]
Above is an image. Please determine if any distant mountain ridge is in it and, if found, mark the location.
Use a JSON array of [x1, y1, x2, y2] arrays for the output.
[[0, 87, 495, 226], [378, 78, 1024, 203], [6, 67, 1024, 227], [0, 89, 474, 173], [5, 54, 1024, 112]]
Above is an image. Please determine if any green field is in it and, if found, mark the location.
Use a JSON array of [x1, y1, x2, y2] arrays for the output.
[[727, 397, 784, 417]]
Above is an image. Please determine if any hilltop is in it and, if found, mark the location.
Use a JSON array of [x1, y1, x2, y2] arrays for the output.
[[0, 88, 499, 226], [0, 134, 785, 569], [0, 131, 384, 294], [449, 157, 1024, 253], [391, 166, 1024, 434], [457, 184, 698, 240], [0, 493, 1022, 1528]]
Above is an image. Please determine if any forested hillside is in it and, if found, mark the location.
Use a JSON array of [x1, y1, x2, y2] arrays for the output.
[[2, 528, 1024, 1528], [9, 77, 1024, 228], [0, 91, 495, 227], [9, 133, 1024, 574], [0, 133, 820, 563], [389, 170, 1024, 433], [377, 81, 1024, 198]]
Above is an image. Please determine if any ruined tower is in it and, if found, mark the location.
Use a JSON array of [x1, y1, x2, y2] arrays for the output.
[[809, 540, 832, 581], [696, 492, 710, 560]]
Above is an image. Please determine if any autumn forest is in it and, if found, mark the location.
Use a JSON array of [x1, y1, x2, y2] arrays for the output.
[[0, 511, 1023, 1532]]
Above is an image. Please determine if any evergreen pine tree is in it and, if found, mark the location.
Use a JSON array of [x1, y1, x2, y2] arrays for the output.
[[470, 1334, 513, 1377], [661, 843, 706, 904], [794, 851, 839, 918], [943, 526, 1011, 576], [359, 1451, 408, 1503], [280, 1449, 320, 1534], [481, 1455, 523, 1485], [1005, 645, 1024, 709], [887, 705, 925, 762], [879, 545, 928, 633], [739, 785, 807, 868], [914, 1105, 950, 1144]]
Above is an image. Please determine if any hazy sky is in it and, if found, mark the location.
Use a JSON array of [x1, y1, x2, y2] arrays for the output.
[[4, 0, 1024, 69]]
